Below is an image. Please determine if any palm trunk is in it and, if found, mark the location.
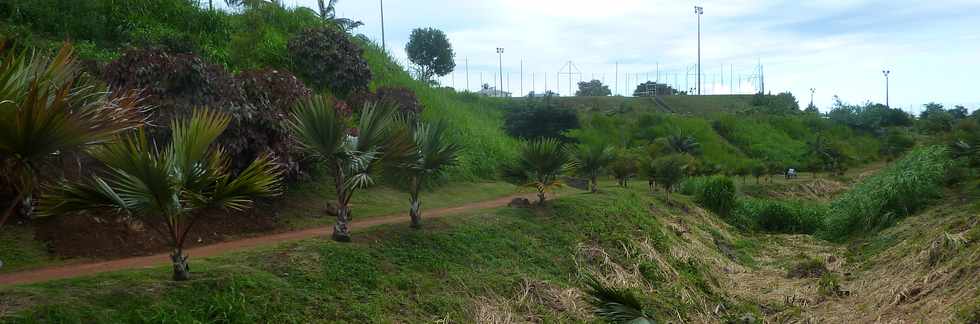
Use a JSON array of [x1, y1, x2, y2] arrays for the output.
[[409, 197, 421, 229], [332, 206, 352, 242], [409, 176, 422, 229], [331, 162, 352, 242], [590, 176, 598, 193], [171, 248, 190, 281], [537, 191, 546, 205]]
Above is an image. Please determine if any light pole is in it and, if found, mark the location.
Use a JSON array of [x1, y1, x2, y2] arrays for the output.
[[882, 70, 891, 108], [695, 5, 703, 95], [809, 88, 816, 107], [497, 47, 505, 96], [379, 0, 385, 52]]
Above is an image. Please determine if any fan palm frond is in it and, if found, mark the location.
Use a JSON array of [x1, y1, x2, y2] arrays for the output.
[[583, 274, 655, 324]]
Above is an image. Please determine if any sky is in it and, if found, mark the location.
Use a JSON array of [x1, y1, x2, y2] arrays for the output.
[[273, 0, 980, 113]]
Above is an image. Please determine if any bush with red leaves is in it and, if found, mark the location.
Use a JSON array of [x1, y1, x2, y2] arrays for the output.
[[287, 27, 372, 96], [348, 86, 424, 116], [102, 49, 310, 179]]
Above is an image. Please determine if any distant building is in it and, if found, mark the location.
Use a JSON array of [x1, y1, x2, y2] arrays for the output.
[[478, 86, 511, 98], [528, 91, 560, 98]]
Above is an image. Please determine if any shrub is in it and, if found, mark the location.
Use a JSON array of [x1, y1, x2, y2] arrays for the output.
[[695, 176, 736, 216], [287, 27, 371, 96], [349, 87, 423, 116], [820, 146, 952, 240], [678, 176, 711, 196], [503, 99, 579, 141], [731, 198, 826, 234], [237, 68, 313, 178], [103, 48, 307, 179]]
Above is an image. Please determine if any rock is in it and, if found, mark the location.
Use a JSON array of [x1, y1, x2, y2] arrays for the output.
[[508, 197, 532, 208]]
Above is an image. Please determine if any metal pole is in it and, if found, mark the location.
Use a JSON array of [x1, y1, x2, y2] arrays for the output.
[[497, 48, 504, 96], [695, 6, 703, 95], [882, 70, 891, 108], [615, 62, 619, 96], [465, 57, 469, 92], [379, 0, 386, 52]]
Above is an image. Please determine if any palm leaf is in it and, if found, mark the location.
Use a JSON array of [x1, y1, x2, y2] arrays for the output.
[[583, 274, 655, 324], [289, 95, 347, 160]]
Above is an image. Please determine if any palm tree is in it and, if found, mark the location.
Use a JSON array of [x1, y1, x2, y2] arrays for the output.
[[649, 154, 692, 204], [667, 133, 701, 156], [39, 110, 282, 281], [583, 274, 655, 323], [610, 156, 638, 188], [502, 138, 570, 205], [316, 0, 364, 31], [570, 142, 614, 193], [0, 43, 143, 229], [289, 96, 412, 242], [395, 120, 462, 229]]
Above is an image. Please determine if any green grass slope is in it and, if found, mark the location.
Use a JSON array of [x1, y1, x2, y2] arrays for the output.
[[552, 95, 754, 115], [359, 42, 518, 180]]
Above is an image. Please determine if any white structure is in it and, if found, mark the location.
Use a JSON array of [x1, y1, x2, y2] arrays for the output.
[[478, 87, 512, 98]]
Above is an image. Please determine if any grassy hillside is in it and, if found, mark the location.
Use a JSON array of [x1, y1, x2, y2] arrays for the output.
[[550, 95, 754, 115], [359, 41, 518, 180]]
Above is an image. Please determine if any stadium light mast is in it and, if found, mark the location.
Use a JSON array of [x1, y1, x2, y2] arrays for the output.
[[882, 70, 891, 108], [497, 47, 505, 96], [694, 6, 704, 95]]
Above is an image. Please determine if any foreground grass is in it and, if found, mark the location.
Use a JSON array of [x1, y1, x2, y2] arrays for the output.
[[0, 187, 678, 322]]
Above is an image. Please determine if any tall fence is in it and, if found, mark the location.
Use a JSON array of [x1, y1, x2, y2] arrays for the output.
[[432, 60, 766, 97]]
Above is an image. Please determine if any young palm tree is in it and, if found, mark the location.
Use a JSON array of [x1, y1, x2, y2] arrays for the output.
[[610, 156, 639, 188], [570, 142, 614, 193], [502, 138, 570, 205], [316, 0, 364, 31], [0, 43, 142, 229], [38, 110, 282, 281], [649, 154, 692, 204], [289, 96, 412, 241], [397, 120, 462, 229]]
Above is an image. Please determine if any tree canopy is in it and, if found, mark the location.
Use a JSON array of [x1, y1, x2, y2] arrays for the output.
[[575, 80, 611, 97], [405, 27, 456, 83]]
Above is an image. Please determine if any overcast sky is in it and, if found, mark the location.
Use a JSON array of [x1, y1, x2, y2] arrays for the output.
[[275, 0, 980, 113]]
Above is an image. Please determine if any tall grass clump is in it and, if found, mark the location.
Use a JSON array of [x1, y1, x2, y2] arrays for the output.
[[820, 146, 952, 240], [678, 176, 712, 196], [694, 176, 737, 216], [732, 198, 827, 234]]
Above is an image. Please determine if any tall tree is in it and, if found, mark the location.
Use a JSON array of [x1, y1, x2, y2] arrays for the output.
[[0, 43, 143, 229], [39, 110, 283, 281], [394, 120, 462, 228], [289, 96, 413, 241], [405, 28, 456, 83], [576, 80, 611, 97], [570, 142, 615, 193], [502, 138, 570, 204]]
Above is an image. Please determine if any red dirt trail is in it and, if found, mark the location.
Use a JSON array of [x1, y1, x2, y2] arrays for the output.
[[0, 193, 542, 286]]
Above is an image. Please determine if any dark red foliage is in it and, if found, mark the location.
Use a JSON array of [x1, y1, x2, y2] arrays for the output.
[[348, 86, 423, 116], [102, 49, 309, 179], [287, 27, 372, 96], [236, 68, 314, 179], [376, 86, 423, 115]]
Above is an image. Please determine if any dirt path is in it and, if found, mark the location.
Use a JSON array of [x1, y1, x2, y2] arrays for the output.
[[0, 193, 543, 286]]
